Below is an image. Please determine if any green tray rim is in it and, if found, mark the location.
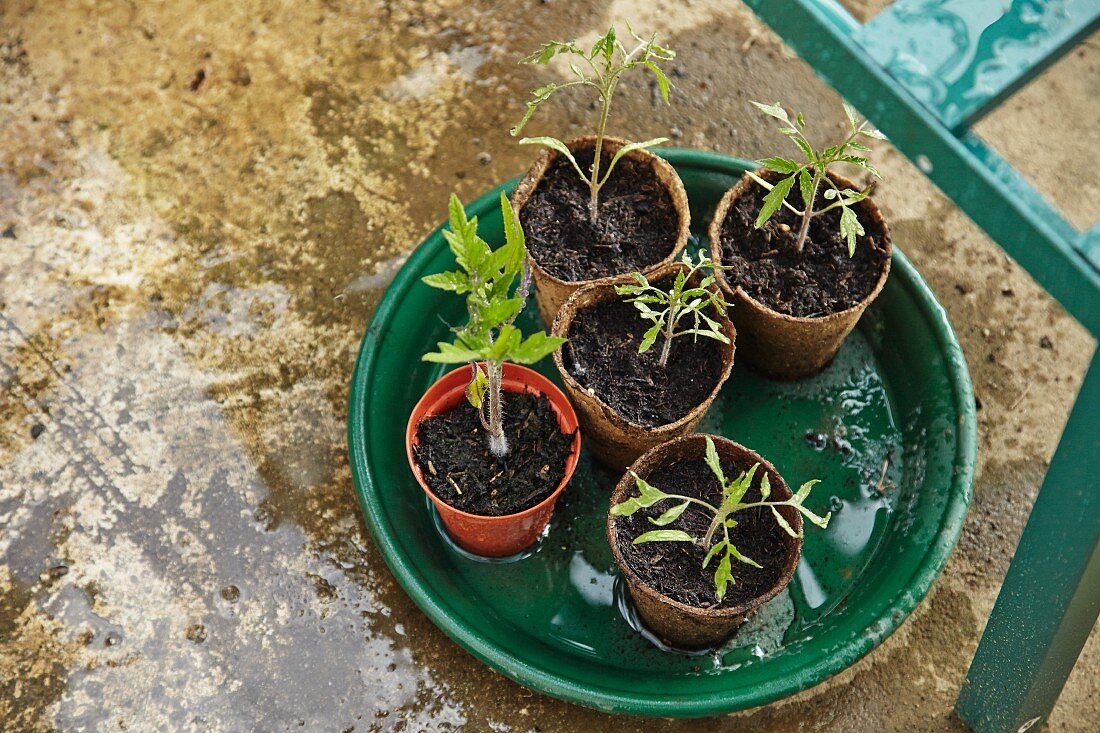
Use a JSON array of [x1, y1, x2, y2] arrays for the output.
[[347, 148, 977, 717]]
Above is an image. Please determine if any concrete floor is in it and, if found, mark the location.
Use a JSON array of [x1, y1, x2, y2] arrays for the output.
[[1, 1, 1097, 731]]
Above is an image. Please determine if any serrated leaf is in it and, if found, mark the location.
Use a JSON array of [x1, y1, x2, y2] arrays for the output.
[[422, 341, 485, 364], [519, 136, 587, 181], [728, 543, 762, 569], [488, 325, 522, 362], [801, 507, 832, 529], [611, 473, 673, 516], [843, 102, 860, 130], [639, 319, 663, 353], [771, 506, 800, 538], [599, 138, 668, 186], [510, 331, 567, 365], [702, 539, 727, 569], [465, 363, 489, 409], [839, 206, 864, 257], [794, 478, 820, 503], [792, 135, 814, 160], [521, 40, 582, 65], [500, 192, 524, 253], [754, 174, 795, 228], [643, 60, 671, 103], [482, 297, 522, 328], [714, 550, 734, 600], [861, 127, 887, 140], [704, 436, 725, 485], [759, 473, 771, 501], [421, 271, 470, 293], [725, 463, 759, 505], [751, 100, 791, 125], [649, 501, 690, 526], [798, 168, 813, 208], [634, 529, 694, 544], [759, 156, 800, 174]]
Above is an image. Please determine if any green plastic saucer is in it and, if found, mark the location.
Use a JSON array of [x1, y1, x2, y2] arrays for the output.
[[347, 150, 976, 717]]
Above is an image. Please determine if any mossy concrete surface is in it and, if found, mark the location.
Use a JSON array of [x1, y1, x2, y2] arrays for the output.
[[1, 1, 1097, 731]]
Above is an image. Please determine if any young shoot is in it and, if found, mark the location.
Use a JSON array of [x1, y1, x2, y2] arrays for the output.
[[611, 436, 830, 601], [614, 249, 729, 369], [422, 193, 567, 457], [748, 101, 887, 256], [511, 25, 675, 224]]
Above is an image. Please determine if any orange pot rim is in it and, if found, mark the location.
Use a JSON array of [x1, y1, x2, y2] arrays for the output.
[[405, 362, 582, 523]]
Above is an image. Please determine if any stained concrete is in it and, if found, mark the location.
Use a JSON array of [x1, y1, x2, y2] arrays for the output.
[[1, 1, 1097, 731]]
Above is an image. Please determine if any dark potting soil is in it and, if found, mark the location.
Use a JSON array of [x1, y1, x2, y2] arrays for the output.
[[562, 285, 726, 428], [719, 174, 890, 317], [413, 391, 575, 517], [614, 455, 790, 610], [520, 147, 679, 281]]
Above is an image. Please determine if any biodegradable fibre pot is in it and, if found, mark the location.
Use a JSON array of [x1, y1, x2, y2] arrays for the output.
[[709, 169, 891, 380], [405, 363, 581, 557], [551, 261, 736, 471], [511, 136, 691, 326], [607, 434, 802, 648]]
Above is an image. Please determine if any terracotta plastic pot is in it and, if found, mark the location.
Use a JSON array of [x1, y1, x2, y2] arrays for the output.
[[709, 169, 891, 380], [551, 261, 736, 471], [511, 135, 691, 326], [406, 363, 581, 557], [607, 434, 802, 648]]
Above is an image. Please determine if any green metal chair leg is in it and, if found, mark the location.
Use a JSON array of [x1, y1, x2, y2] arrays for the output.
[[957, 353, 1100, 732]]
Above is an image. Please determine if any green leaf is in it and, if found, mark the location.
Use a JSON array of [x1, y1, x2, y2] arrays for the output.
[[488, 325, 522, 362], [728, 543, 762, 569], [639, 319, 663, 353], [791, 135, 814, 161], [702, 539, 727, 569], [611, 473, 675, 517], [839, 205, 864, 257], [649, 501, 690, 526], [465, 363, 489, 409], [725, 463, 759, 505], [759, 156, 800, 174], [754, 174, 795, 228], [798, 168, 814, 208], [421, 271, 470, 293], [500, 192, 524, 254], [843, 102, 860, 130], [518, 137, 587, 181], [643, 60, 671, 103], [633, 529, 694, 545], [801, 506, 832, 529], [509, 331, 566, 365], [422, 341, 485, 364], [860, 126, 887, 140], [794, 478, 820, 503], [703, 436, 725, 485], [714, 550, 734, 600], [482, 297, 523, 328], [521, 40, 582, 65], [771, 506, 800, 538], [599, 138, 668, 186], [759, 473, 771, 501], [751, 100, 791, 125]]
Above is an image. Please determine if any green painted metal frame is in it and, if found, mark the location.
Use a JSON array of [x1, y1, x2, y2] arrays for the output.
[[741, 1, 1100, 730]]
